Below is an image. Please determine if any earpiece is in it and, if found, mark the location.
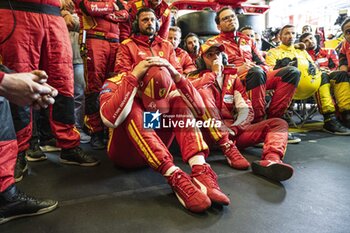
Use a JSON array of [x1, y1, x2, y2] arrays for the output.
[[195, 57, 206, 70], [195, 52, 228, 71]]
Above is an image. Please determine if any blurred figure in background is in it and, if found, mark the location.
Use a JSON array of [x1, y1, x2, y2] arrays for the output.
[[167, 26, 196, 74]]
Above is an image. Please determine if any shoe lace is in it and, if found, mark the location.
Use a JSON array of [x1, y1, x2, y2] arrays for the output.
[[15, 190, 40, 204], [221, 142, 243, 161], [75, 147, 92, 160], [330, 118, 347, 130], [30, 143, 40, 151], [197, 165, 219, 189], [15, 154, 27, 169], [169, 171, 196, 198]]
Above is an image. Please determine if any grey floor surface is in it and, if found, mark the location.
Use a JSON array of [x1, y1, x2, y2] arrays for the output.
[[1, 130, 349, 233]]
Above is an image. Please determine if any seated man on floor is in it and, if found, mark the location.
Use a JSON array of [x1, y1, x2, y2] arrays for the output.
[[337, 17, 350, 128], [208, 7, 301, 143], [189, 40, 293, 182], [266, 25, 350, 135], [99, 7, 230, 213], [300, 31, 350, 129]]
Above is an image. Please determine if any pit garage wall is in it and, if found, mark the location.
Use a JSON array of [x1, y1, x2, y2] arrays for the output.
[[237, 13, 265, 34], [177, 9, 265, 40]]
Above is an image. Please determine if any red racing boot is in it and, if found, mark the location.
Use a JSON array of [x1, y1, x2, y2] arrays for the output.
[[220, 140, 250, 170], [251, 159, 294, 181], [167, 169, 211, 213], [191, 164, 230, 206]]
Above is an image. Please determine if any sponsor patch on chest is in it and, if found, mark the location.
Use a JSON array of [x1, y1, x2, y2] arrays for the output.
[[223, 94, 234, 104]]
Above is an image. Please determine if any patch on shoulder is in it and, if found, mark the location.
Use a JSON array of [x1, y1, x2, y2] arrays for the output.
[[223, 94, 234, 104], [108, 73, 124, 84], [122, 38, 132, 45]]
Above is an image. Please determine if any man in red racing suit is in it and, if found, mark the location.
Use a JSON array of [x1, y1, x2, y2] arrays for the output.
[[0, 69, 58, 224], [126, 0, 171, 39], [338, 18, 350, 128], [189, 41, 293, 182], [167, 26, 196, 75], [0, 0, 99, 177], [100, 8, 230, 212], [75, 0, 129, 149], [300, 32, 339, 71], [208, 7, 300, 124]]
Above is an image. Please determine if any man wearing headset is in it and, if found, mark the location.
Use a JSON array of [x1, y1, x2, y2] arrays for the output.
[[337, 17, 350, 128], [208, 7, 301, 143], [188, 41, 293, 181], [126, 0, 171, 39], [100, 7, 230, 213]]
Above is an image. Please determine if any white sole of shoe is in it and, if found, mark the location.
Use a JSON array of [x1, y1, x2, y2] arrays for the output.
[[0, 201, 58, 225], [59, 158, 99, 167], [323, 128, 350, 136], [39, 146, 61, 152], [25, 155, 47, 162]]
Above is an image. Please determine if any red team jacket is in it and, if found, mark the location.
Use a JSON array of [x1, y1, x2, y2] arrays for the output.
[[75, 0, 129, 41], [175, 47, 196, 75], [208, 31, 269, 73], [339, 40, 350, 71], [190, 68, 254, 135], [101, 34, 205, 128], [307, 47, 339, 71]]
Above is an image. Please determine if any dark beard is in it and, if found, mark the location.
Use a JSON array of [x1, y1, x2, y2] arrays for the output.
[[141, 27, 155, 36]]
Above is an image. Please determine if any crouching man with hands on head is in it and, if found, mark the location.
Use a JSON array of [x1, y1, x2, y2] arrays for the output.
[[99, 7, 230, 213]]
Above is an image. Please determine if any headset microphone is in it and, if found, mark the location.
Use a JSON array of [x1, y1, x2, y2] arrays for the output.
[[193, 45, 198, 54]]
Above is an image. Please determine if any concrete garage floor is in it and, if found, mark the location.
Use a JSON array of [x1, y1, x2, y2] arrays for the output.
[[1, 129, 349, 233]]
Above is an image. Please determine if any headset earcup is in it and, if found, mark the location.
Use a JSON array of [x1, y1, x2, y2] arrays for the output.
[[222, 52, 228, 66], [132, 19, 139, 34], [195, 57, 206, 70], [183, 41, 187, 51], [156, 20, 160, 32]]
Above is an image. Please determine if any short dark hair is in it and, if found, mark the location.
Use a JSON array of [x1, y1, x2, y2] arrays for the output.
[[280, 25, 295, 35], [136, 7, 156, 20], [215, 6, 232, 25], [302, 25, 312, 32], [341, 17, 350, 32], [240, 25, 253, 32], [184, 32, 199, 43], [299, 32, 313, 42]]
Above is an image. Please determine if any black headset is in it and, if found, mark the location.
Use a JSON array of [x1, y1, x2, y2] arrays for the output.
[[195, 52, 229, 71], [132, 7, 160, 34]]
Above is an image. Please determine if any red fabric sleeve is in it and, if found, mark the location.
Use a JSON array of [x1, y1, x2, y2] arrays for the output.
[[100, 74, 139, 128], [0, 72, 4, 85], [81, 0, 115, 16], [157, 10, 171, 39], [174, 77, 206, 117]]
